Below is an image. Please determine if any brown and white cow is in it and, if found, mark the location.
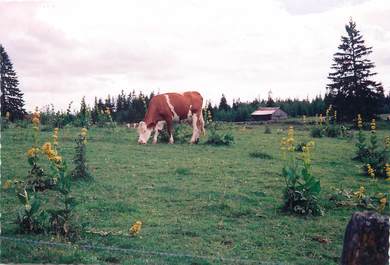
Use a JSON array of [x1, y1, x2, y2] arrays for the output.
[[137, 91, 205, 144]]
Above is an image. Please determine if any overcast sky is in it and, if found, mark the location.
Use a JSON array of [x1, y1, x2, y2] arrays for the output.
[[1, 0, 389, 112]]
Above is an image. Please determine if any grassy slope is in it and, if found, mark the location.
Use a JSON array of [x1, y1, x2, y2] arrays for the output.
[[1, 124, 389, 264]]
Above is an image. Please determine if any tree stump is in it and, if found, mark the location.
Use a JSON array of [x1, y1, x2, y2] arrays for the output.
[[341, 211, 389, 265]]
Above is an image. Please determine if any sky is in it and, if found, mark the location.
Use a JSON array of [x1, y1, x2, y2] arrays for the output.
[[1, 0, 389, 112]]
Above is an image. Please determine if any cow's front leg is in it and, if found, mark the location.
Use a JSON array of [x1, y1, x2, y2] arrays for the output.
[[190, 113, 201, 144], [153, 121, 165, 144], [166, 119, 174, 144]]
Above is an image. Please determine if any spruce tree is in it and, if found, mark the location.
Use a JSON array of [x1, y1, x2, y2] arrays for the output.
[[218, 94, 230, 111], [326, 19, 384, 120], [0, 44, 26, 120]]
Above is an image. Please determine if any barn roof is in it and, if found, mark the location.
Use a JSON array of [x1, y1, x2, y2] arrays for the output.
[[251, 107, 281, 116]]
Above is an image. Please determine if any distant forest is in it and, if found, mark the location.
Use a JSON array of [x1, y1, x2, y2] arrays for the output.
[[51, 90, 390, 125]]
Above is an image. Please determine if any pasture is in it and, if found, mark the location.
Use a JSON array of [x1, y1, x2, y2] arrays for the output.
[[1, 123, 389, 264]]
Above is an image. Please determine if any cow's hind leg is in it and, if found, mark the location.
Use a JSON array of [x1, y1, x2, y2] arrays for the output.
[[190, 112, 201, 144], [166, 119, 174, 144]]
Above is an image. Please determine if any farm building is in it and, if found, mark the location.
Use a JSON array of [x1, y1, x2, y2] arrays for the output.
[[251, 107, 288, 121]]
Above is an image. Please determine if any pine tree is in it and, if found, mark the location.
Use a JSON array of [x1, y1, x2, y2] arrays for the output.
[[1, 44, 26, 120], [326, 19, 384, 120], [218, 94, 230, 111]]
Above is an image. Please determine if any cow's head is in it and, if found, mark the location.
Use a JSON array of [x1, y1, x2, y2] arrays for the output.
[[137, 121, 152, 144]]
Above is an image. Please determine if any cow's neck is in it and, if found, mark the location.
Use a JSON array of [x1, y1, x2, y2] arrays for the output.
[[143, 109, 157, 129]]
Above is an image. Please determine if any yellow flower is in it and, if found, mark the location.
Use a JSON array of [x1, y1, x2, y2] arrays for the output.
[[52, 155, 62, 164], [27, 147, 39, 157], [384, 136, 390, 149], [385, 163, 390, 178], [3, 180, 12, 190], [129, 221, 142, 236], [357, 114, 363, 129], [366, 164, 375, 178], [53, 128, 59, 145], [42, 142, 52, 154], [32, 117, 40, 126], [353, 186, 365, 199], [370, 119, 376, 132]]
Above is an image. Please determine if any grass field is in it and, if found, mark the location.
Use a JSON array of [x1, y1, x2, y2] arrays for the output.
[[1, 123, 389, 264]]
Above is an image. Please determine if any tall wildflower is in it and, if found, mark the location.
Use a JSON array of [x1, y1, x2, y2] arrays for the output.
[[207, 109, 213, 124], [280, 126, 322, 215], [71, 127, 92, 180], [366, 164, 375, 179], [53, 128, 59, 147], [357, 114, 363, 129], [319, 114, 323, 126]]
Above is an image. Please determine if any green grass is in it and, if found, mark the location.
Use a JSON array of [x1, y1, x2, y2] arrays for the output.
[[1, 124, 389, 264]]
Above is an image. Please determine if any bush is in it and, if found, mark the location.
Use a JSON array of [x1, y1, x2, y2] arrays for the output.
[[281, 127, 322, 216], [249, 151, 273, 159], [310, 127, 323, 138], [324, 125, 341, 138], [206, 125, 234, 146], [158, 124, 192, 144], [264, 126, 271, 134]]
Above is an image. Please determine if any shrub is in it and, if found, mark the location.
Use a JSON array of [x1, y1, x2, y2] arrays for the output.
[[264, 125, 271, 134], [281, 127, 322, 216], [158, 124, 192, 144], [249, 151, 273, 159], [71, 128, 92, 180], [323, 125, 341, 138], [206, 125, 234, 146], [310, 127, 323, 138]]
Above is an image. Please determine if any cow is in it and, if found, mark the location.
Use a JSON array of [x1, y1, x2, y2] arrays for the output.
[[137, 91, 205, 144]]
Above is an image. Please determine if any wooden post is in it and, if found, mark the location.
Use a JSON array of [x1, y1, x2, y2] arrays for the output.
[[341, 211, 389, 265]]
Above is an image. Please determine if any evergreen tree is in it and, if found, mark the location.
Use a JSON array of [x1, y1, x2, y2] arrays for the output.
[[325, 19, 384, 120], [0, 44, 26, 120], [218, 94, 230, 111], [266, 90, 276, 107]]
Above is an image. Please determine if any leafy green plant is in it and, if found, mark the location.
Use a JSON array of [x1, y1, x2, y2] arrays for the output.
[[281, 127, 322, 216], [249, 151, 273, 159], [71, 128, 92, 180], [158, 124, 192, 144], [205, 123, 234, 146], [354, 117, 389, 178], [264, 125, 271, 134], [16, 189, 49, 234], [310, 127, 323, 138], [323, 125, 340, 138]]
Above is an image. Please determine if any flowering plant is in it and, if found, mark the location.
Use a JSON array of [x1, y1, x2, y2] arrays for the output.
[[281, 126, 322, 216]]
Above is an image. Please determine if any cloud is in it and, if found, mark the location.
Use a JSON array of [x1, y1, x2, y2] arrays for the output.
[[0, 0, 389, 111]]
